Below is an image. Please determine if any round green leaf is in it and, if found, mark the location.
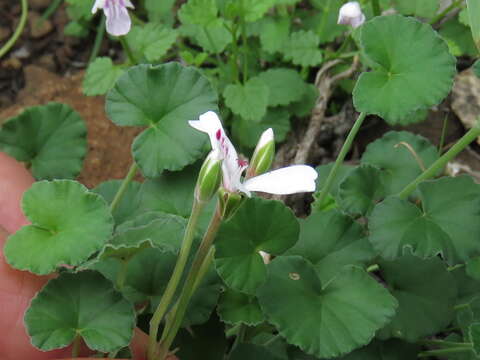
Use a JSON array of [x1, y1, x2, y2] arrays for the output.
[[257, 68, 307, 107], [0, 103, 87, 180], [217, 289, 264, 326], [215, 197, 299, 294], [25, 271, 135, 352], [377, 253, 457, 341], [106, 63, 218, 177], [286, 210, 375, 284], [361, 131, 439, 195], [223, 77, 269, 122], [338, 164, 384, 216], [257, 256, 397, 358], [369, 176, 480, 264], [5, 180, 114, 275], [353, 15, 456, 123]]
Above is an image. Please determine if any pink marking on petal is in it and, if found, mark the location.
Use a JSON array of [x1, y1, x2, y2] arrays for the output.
[[238, 159, 248, 167], [216, 129, 221, 140]]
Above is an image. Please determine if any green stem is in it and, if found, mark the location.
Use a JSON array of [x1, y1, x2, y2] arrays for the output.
[[119, 36, 137, 65], [89, 17, 106, 64], [157, 206, 223, 360], [316, 112, 367, 209], [398, 126, 480, 199], [229, 24, 241, 83], [72, 334, 81, 358], [371, 0, 381, 17], [110, 162, 138, 213], [37, 0, 63, 27], [147, 199, 207, 360], [240, 15, 249, 83], [418, 347, 473, 358], [0, 0, 28, 59], [429, 0, 463, 25]]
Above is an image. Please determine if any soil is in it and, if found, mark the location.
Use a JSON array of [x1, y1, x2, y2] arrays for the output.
[[1, 1, 480, 191]]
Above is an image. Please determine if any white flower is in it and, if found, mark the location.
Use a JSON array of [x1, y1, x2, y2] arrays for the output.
[[338, 1, 366, 28], [189, 111, 318, 197], [92, 0, 134, 36]]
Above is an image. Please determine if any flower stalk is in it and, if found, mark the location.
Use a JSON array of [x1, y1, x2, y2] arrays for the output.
[[147, 199, 207, 360], [157, 206, 224, 360], [315, 111, 366, 209]]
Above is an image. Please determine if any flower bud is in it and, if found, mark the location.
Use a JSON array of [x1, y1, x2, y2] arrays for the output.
[[218, 187, 245, 220], [247, 128, 274, 178], [338, 1, 366, 28], [195, 150, 222, 203]]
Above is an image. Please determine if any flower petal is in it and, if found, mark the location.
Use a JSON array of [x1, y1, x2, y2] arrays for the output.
[[91, 0, 106, 13], [105, 1, 132, 36], [243, 165, 318, 195], [188, 111, 224, 152]]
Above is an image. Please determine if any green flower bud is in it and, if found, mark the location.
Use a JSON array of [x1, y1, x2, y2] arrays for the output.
[[248, 128, 274, 178], [218, 187, 246, 220], [195, 150, 222, 203]]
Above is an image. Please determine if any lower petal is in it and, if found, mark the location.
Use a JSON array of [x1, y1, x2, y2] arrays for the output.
[[105, 4, 132, 36], [243, 165, 318, 195]]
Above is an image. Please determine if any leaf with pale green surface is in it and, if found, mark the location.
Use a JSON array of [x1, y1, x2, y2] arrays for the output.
[[25, 271, 135, 352], [286, 210, 374, 283], [259, 17, 291, 54], [126, 24, 178, 62], [215, 197, 299, 294], [282, 31, 323, 67], [304, 0, 344, 43], [178, 0, 220, 27], [83, 58, 125, 96], [369, 176, 480, 264], [0, 103, 87, 180], [5, 180, 113, 275], [231, 108, 290, 148], [392, 0, 439, 18], [258, 69, 307, 107], [361, 131, 439, 195], [217, 289, 264, 326], [223, 77, 269, 122], [353, 15, 456, 123], [106, 63, 218, 177], [377, 253, 457, 341], [440, 17, 478, 57], [180, 22, 232, 53], [257, 256, 397, 358]]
